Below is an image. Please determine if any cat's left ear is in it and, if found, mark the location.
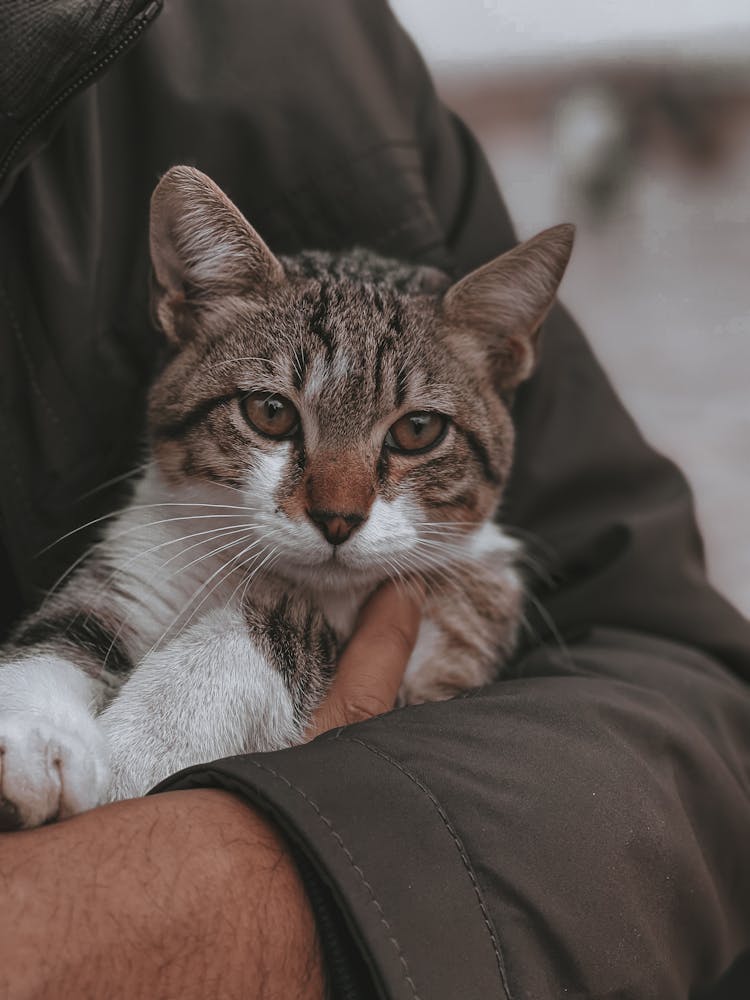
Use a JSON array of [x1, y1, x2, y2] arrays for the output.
[[441, 224, 575, 391], [149, 165, 285, 341]]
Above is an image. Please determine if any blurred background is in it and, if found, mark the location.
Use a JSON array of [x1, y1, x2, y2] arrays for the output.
[[391, 0, 750, 617]]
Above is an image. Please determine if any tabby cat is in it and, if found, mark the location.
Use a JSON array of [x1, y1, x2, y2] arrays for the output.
[[0, 167, 573, 828]]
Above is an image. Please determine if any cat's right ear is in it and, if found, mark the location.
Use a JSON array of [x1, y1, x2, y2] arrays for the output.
[[149, 165, 285, 342], [441, 224, 575, 392]]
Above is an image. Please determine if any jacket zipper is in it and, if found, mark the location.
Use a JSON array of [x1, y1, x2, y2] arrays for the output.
[[0, 0, 162, 187]]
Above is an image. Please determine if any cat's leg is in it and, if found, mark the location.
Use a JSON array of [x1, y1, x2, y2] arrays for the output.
[[99, 598, 337, 800], [400, 617, 509, 704], [0, 622, 120, 828], [400, 558, 523, 705], [0, 525, 162, 827]]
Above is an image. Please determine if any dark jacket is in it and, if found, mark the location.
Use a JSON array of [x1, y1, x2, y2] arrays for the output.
[[1, 3, 749, 998]]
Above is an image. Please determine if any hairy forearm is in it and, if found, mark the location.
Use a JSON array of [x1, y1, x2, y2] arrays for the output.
[[0, 789, 325, 1000]]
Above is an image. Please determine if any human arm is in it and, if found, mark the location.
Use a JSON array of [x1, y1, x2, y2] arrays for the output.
[[0, 789, 324, 1000]]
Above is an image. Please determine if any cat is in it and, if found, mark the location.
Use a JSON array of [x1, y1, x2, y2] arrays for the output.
[[0, 166, 573, 829]]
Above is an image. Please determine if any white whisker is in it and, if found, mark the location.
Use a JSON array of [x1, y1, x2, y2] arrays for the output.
[[74, 461, 151, 502], [519, 586, 574, 671], [39, 502, 268, 554]]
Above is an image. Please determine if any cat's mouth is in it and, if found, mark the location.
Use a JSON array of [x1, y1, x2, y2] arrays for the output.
[[272, 543, 388, 590], [308, 546, 368, 570]]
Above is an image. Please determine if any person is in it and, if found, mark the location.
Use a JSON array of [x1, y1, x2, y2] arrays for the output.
[[1, 2, 748, 998]]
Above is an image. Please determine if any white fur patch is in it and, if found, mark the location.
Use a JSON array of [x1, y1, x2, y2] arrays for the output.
[[465, 521, 520, 562]]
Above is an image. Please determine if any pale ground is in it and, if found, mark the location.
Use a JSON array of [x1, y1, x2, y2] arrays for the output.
[[442, 87, 750, 618]]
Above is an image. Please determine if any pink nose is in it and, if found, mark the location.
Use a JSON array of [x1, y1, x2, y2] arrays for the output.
[[307, 508, 365, 545]]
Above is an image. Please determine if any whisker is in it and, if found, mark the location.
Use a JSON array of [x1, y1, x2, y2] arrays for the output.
[[43, 546, 104, 604], [291, 344, 306, 386], [225, 548, 264, 612], [407, 548, 468, 591], [381, 547, 447, 598], [39, 503, 266, 554], [412, 540, 475, 571], [104, 512, 258, 547], [519, 586, 574, 671], [379, 556, 423, 605], [414, 538, 476, 561], [500, 523, 557, 557], [74, 461, 151, 502], [412, 520, 482, 529], [165, 528, 271, 582], [417, 525, 554, 591], [221, 545, 284, 630]]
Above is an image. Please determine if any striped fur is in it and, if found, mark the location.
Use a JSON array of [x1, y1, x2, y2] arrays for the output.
[[0, 167, 573, 827]]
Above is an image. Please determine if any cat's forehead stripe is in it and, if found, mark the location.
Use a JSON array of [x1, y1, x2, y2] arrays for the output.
[[307, 281, 335, 358], [395, 363, 409, 407]]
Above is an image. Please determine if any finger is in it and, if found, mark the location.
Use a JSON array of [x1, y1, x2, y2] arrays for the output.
[[307, 580, 424, 739]]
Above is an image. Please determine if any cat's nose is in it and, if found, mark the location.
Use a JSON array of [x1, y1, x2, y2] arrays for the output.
[[307, 508, 365, 546]]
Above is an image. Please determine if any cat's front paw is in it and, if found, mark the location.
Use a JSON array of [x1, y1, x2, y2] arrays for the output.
[[0, 711, 110, 829]]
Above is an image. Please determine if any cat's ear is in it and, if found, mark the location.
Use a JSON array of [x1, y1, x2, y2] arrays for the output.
[[442, 224, 575, 391], [149, 165, 284, 341]]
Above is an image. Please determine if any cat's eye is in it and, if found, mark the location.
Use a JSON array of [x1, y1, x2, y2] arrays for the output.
[[241, 391, 299, 439], [385, 411, 448, 453]]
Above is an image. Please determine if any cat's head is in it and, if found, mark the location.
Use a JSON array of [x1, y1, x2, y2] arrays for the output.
[[147, 166, 573, 591]]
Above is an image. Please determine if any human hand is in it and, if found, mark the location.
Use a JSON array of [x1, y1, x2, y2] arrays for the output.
[[306, 581, 424, 739]]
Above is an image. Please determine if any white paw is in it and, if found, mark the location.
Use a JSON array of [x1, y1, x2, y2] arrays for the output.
[[0, 710, 110, 829], [0, 654, 110, 828]]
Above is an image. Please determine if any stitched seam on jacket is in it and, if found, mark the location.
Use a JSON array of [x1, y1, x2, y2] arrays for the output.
[[239, 757, 421, 1000], [339, 734, 513, 1000]]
